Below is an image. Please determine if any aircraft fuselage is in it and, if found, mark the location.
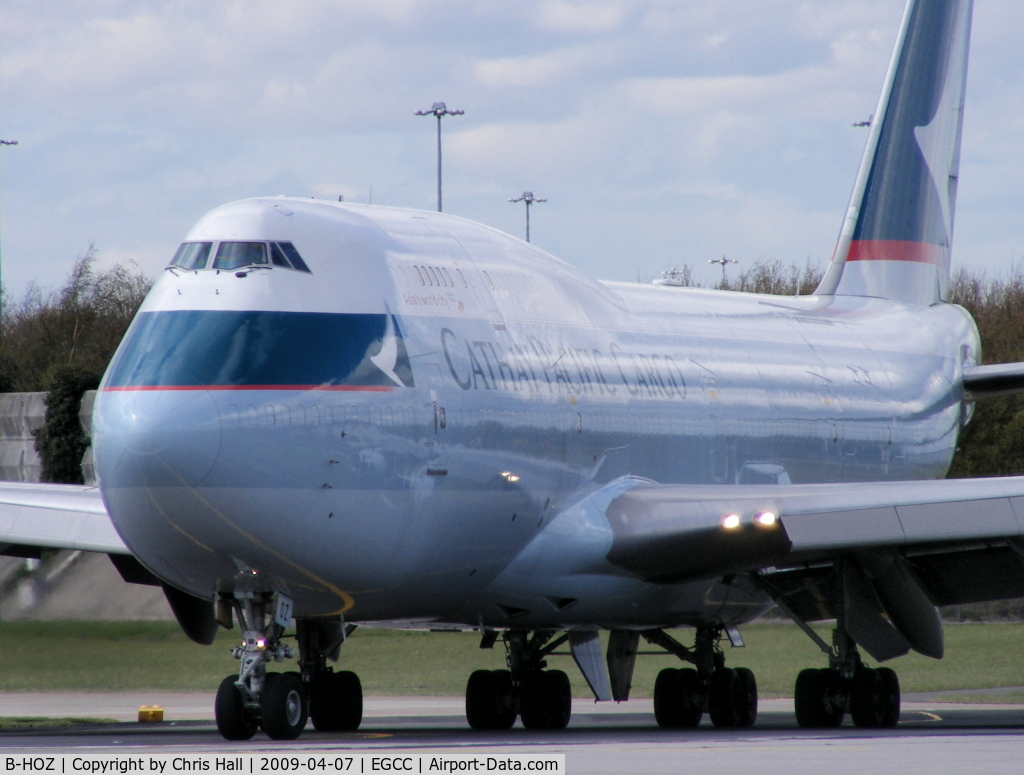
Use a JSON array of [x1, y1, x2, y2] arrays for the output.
[[92, 198, 977, 630]]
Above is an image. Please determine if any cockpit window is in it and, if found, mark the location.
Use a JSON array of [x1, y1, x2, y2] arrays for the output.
[[169, 242, 212, 269], [270, 243, 291, 267], [213, 242, 268, 270], [167, 240, 311, 274], [277, 242, 311, 273]]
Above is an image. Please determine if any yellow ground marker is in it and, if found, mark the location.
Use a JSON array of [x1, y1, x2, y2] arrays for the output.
[[137, 705, 164, 722]]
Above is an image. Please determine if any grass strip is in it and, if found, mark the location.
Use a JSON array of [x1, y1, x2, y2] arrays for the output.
[[0, 717, 116, 729], [0, 620, 1022, 700]]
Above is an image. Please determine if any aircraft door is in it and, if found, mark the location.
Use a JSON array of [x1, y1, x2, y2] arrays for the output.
[[418, 363, 449, 476], [442, 238, 507, 331]]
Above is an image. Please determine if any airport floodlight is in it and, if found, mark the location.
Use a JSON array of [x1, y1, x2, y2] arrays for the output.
[[709, 255, 738, 284], [508, 191, 547, 243], [415, 102, 464, 212], [0, 139, 18, 323]]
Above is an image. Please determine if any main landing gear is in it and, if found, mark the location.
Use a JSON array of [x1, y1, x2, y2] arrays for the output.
[[465, 631, 573, 730], [766, 559, 904, 729], [793, 629, 900, 728], [214, 594, 363, 741], [645, 625, 757, 729]]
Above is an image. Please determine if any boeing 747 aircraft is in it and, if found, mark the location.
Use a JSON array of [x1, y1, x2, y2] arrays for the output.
[[4, 0, 1024, 740]]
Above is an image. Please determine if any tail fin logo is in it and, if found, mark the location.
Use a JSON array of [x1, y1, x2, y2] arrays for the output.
[[852, 0, 971, 253], [913, 0, 971, 249]]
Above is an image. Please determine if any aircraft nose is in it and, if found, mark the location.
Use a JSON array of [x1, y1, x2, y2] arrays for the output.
[[93, 389, 222, 488]]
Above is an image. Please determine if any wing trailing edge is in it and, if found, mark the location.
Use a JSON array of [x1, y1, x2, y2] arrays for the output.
[[604, 476, 1024, 584], [962, 362, 1024, 401]]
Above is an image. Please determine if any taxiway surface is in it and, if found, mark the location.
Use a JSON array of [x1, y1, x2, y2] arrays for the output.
[[2, 694, 1024, 774]]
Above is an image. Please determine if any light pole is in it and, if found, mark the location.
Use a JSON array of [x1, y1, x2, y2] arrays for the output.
[[0, 139, 17, 323], [709, 255, 737, 285], [508, 191, 546, 243], [415, 102, 464, 212]]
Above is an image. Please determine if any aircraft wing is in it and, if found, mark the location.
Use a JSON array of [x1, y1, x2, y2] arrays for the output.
[[963, 362, 1024, 401], [606, 476, 1024, 580], [0, 482, 128, 556], [604, 476, 1024, 661], [609, 477, 1023, 606]]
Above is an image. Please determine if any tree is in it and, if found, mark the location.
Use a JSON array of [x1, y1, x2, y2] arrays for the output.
[[33, 366, 101, 484], [0, 247, 151, 391], [947, 267, 1024, 478], [1, 248, 152, 484]]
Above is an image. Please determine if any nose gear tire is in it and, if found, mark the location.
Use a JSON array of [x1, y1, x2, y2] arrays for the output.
[[215, 675, 258, 741]]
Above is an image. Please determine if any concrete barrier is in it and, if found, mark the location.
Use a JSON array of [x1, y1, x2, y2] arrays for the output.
[[0, 392, 47, 483], [0, 390, 97, 484], [79, 390, 97, 486]]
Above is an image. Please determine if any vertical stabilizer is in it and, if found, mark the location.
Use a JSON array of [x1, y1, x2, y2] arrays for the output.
[[816, 0, 973, 305]]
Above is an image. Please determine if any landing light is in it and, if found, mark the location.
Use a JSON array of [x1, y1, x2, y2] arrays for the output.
[[501, 471, 520, 483], [754, 511, 778, 527], [721, 514, 741, 530]]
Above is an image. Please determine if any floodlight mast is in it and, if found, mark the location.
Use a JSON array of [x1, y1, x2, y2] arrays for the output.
[[709, 254, 738, 284], [414, 102, 464, 212], [508, 191, 546, 243]]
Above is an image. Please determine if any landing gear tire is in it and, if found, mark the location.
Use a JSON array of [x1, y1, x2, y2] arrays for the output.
[[708, 667, 756, 728], [708, 668, 737, 727], [261, 672, 308, 740], [466, 669, 517, 730], [850, 667, 900, 728], [876, 667, 900, 727], [215, 675, 258, 741], [733, 667, 758, 727], [520, 670, 572, 730], [310, 670, 363, 732], [653, 668, 703, 728], [794, 668, 844, 728]]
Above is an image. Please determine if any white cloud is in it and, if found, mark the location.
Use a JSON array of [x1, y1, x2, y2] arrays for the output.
[[474, 45, 607, 89], [0, 0, 1021, 298], [534, 1, 631, 35]]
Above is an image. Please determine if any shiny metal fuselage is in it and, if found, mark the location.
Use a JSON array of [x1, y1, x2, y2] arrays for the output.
[[92, 199, 978, 630]]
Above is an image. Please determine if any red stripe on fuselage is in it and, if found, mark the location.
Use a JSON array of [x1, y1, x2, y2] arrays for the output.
[[101, 384, 396, 392], [846, 240, 947, 266]]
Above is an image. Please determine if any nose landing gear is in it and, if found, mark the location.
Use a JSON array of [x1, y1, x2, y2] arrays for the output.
[[214, 596, 298, 741], [213, 594, 364, 741]]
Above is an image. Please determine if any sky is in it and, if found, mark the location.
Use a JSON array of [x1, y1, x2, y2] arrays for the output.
[[1, 0, 1023, 300]]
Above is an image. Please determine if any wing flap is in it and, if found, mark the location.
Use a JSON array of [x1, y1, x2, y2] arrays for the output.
[[782, 507, 903, 552], [0, 482, 127, 555], [898, 498, 1020, 542], [910, 544, 1024, 605]]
